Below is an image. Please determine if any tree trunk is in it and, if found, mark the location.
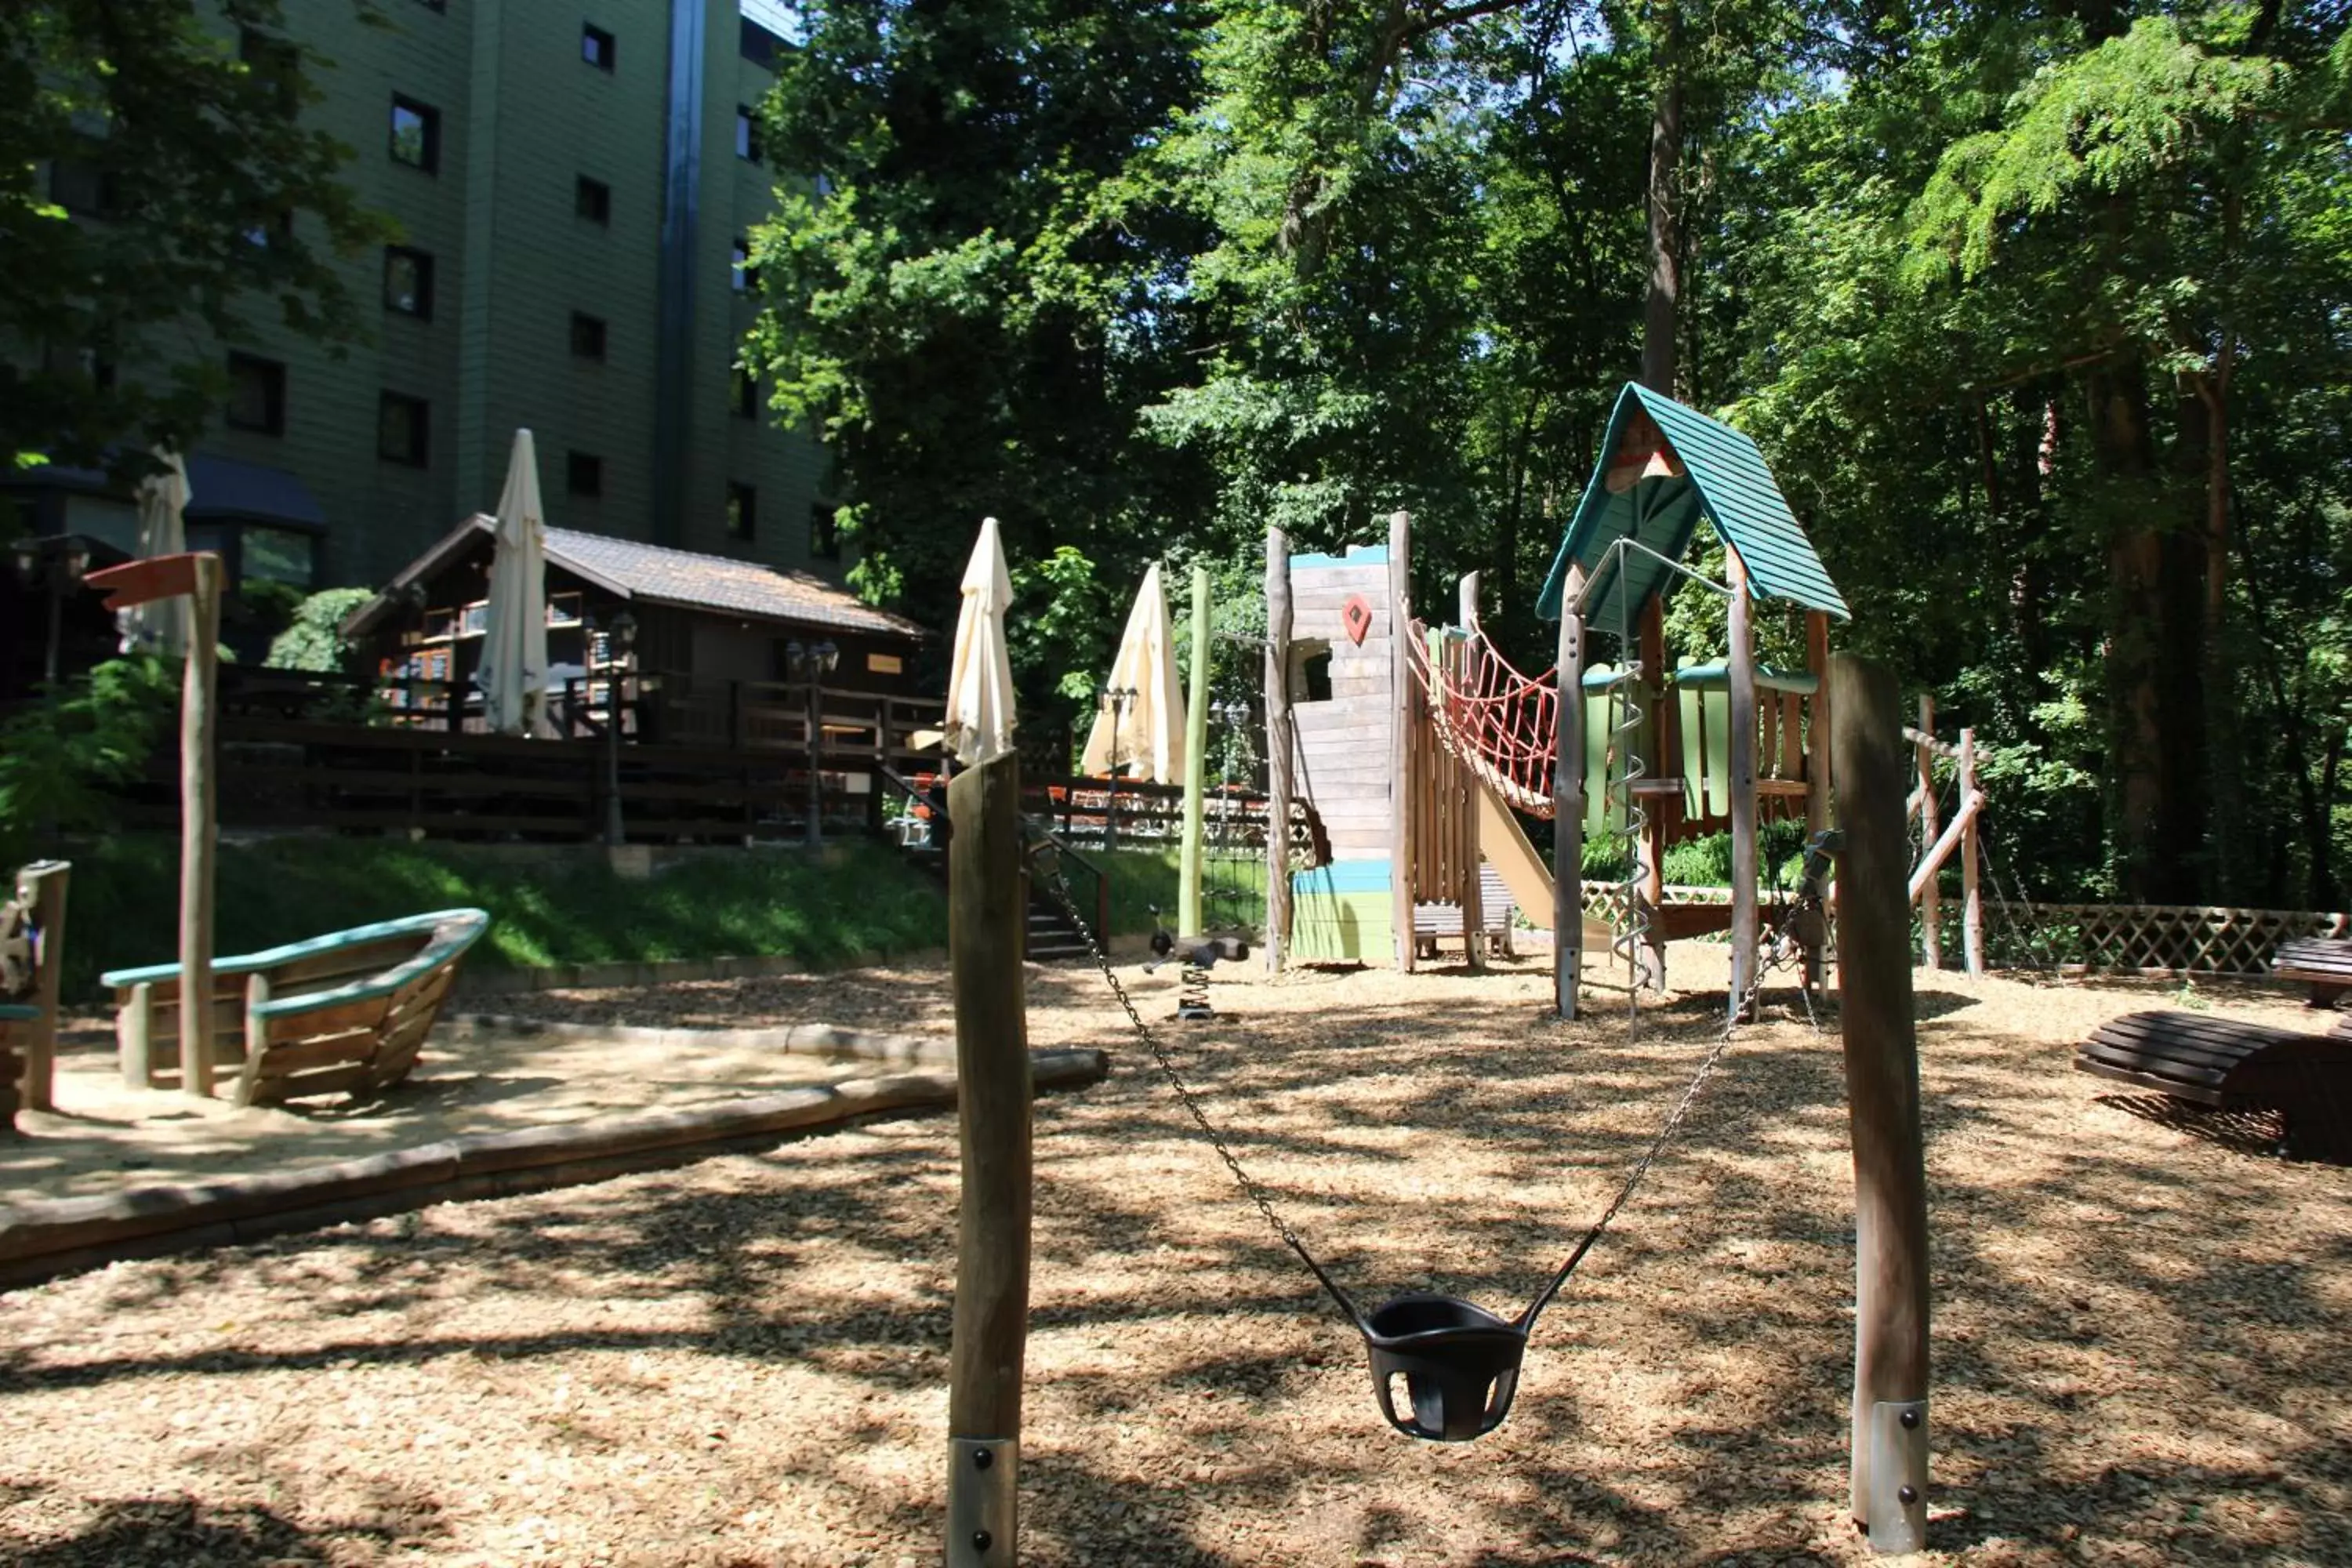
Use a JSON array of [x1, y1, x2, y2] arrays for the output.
[[1641, 10, 1681, 398]]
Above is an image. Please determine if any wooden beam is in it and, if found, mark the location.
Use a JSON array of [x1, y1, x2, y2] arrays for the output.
[[1457, 572, 1484, 971], [15, 861, 68, 1113], [1555, 565, 1587, 1020], [945, 750, 1031, 1568], [1265, 529, 1292, 975], [1960, 729, 1984, 978], [180, 554, 223, 1099], [1916, 695, 1940, 971], [1388, 511, 1416, 974], [1726, 553, 1759, 1022], [1910, 791, 1983, 904], [1178, 567, 1210, 938], [1828, 654, 1932, 1554], [1804, 610, 1833, 993], [1634, 596, 1668, 992]]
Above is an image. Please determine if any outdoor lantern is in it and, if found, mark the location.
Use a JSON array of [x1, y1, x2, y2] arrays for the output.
[[815, 639, 839, 674], [784, 639, 807, 677], [612, 609, 637, 655]]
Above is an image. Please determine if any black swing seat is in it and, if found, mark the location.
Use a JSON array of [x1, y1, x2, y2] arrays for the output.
[[2074, 1009, 2352, 1162], [1360, 1294, 1530, 1443]]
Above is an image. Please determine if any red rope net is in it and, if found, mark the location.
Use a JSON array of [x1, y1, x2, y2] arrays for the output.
[[1408, 623, 1563, 819]]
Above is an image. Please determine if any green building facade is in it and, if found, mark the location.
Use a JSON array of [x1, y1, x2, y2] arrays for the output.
[[24, 0, 831, 597]]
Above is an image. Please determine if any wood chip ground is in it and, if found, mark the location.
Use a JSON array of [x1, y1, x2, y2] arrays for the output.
[[2, 949, 2347, 1565]]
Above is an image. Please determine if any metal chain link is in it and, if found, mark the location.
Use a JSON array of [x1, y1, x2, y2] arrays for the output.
[[1033, 851, 1364, 1324]]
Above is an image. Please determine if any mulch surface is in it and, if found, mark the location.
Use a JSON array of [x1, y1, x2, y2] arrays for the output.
[[2, 949, 2347, 1566]]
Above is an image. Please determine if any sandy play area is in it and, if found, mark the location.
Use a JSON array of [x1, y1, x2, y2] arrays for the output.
[[1, 947, 2347, 1566]]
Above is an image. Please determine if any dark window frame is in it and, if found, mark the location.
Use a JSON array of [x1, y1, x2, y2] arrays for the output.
[[390, 94, 440, 174], [376, 390, 430, 466], [383, 245, 435, 320], [810, 503, 841, 561], [575, 175, 612, 224], [735, 105, 761, 163], [224, 353, 286, 435], [725, 481, 757, 540], [730, 237, 753, 293], [569, 310, 608, 361], [582, 24, 616, 71], [731, 367, 758, 419], [567, 450, 604, 498]]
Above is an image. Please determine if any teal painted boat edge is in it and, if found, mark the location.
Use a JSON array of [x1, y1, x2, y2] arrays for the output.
[[101, 908, 492, 991], [0, 1003, 39, 1022], [252, 911, 491, 1020]]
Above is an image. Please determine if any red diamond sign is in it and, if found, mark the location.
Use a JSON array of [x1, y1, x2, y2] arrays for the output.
[[1341, 594, 1373, 646]]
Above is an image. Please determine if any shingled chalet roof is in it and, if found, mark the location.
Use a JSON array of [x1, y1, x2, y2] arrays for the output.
[[346, 515, 928, 641]]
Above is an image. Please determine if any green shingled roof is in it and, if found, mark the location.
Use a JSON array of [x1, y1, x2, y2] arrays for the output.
[[1534, 384, 1849, 630]]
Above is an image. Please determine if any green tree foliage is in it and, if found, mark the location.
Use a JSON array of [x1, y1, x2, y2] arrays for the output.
[[0, 1, 387, 474], [263, 586, 375, 673], [0, 655, 177, 862], [753, 0, 2352, 906]]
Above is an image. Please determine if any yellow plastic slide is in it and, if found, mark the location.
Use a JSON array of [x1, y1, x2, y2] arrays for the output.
[[1474, 780, 1616, 954]]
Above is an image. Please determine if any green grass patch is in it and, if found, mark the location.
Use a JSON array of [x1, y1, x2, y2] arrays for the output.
[[1084, 846, 1265, 938], [47, 835, 946, 1001]]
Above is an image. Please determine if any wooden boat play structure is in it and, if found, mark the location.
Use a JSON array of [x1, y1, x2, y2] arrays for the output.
[[106, 907, 490, 1107]]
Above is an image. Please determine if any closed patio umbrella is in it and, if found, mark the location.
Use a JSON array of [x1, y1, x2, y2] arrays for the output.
[[942, 516, 1015, 767], [124, 450, 192, 657], [476, 430, 550, 735], [1079, 561, 1184, 783]]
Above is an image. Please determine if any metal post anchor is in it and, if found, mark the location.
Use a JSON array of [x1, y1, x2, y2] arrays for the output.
[[946, 1437, 1017, 1566], [1854, 1399, 1928, 1554]]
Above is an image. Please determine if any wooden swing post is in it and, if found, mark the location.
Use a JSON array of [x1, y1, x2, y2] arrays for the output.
[[1726, 551, 1759, 1022], [1554, 565, 1588, 1020], [944, 749, 1031, 1568], [1388, 510, 1417, 974], [1916, 695, 1940, 970], [13, 860, 69, 1113], [1829, 654, 1932, 1555], [1456, 572, 1485, 971], [1265, 528, 1293, 975], [1959, 728, 1984, 977], [1177, 567, 1211, 939]]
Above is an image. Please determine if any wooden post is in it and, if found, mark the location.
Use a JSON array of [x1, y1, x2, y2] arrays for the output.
[[1828, 655, 1932, 1555], [1633, 597, 1668, 991], [944, 750, 1031, 1568], [180, 554, 222, 1099], [1960, 728, 1984, 978], [1803, 610, 1834, 989], [1457, 572, 1485, 971], [119, 980, 153, 1089], [1265, 528, 1293, 975], [1388, 510, 1417, 974], [15, 861, 68, 1113], [1177, 566, 1210, 938], [1916, 695, 1940, 970], [1726, 553, 1759, 1023], [1555, 565, 1588, 1019]]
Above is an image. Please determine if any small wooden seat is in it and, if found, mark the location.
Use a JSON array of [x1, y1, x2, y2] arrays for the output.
[[0, 1002, 35, 1127], [2075, 1009, 2352, 1162], [106, 908, 490, 1107], [2273, 937, 2352, 1009]]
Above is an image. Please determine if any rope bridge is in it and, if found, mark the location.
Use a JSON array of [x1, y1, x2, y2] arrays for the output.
[[1407, 625, 1566, 819]]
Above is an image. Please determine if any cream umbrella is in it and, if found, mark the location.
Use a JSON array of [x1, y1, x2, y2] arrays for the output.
[[476, 429, 550, 736], [941, 515, 1016, 766], [123, 450, 192, 657], [1079, 561, 1184, 783]]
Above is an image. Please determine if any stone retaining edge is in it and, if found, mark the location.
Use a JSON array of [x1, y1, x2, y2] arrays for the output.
[[0, 1048, 1111, 1290]]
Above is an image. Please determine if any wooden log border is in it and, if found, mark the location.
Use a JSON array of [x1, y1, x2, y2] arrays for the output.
[[437, 1014, 963, 1067], [453, 946, 953, 998], [0, 1047, 1109, 1290]]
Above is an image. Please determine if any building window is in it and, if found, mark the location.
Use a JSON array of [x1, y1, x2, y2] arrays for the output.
[[390, 96, 439, 173], [810, 504, 841, 561], [575, 175, 611, 224], [730, 238, 752, 292], [1292, 641, 1334, 704], [725, 482, 756, 540], [582, 24, 615, 71], [735, 106, 761, 162], [384, 247, 434, 318], [568, 451, 603, 497], [241, 524, 318, 588], [731, 367, 758, 418], [570, 311, 608, 361], [224, 354, 285, 435], [48, 158, 113, 216], [238, 27, 301, 114], [412, 0, 447, 10], [377, 391, 430, 466]]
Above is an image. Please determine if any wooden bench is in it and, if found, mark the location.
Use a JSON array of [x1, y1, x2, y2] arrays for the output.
[[105, 908, 490, 1108], [0, 1004, 34, 1127], [2075, 1009, 2352, 1162], [2273, 937, 2352, 1009]]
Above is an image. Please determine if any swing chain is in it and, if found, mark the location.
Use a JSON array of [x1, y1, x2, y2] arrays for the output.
[[1031, 843, 1360, 1320]]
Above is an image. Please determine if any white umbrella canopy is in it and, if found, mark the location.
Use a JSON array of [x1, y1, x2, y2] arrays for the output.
[[942, 516, 1016, 767], [123, 450, 192, 657], [1079, 561, 1184, 783], [476, 429, 551, 736]]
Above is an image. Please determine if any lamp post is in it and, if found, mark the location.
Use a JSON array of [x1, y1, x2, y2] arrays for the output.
[[599, 610, 637, 847], [1098, 684, 1136, 849], [786, 638, 839, 847], [10, 536, 92, 698]]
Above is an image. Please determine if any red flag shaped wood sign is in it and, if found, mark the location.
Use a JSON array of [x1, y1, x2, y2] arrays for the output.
[[83, 552, 215, 610], [1341, 594, 1373, 646]]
